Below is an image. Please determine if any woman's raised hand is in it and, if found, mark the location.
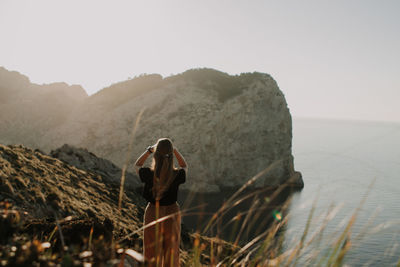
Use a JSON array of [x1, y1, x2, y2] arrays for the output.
[[147, 145, 156, 153], [173, 147, 187, 169]]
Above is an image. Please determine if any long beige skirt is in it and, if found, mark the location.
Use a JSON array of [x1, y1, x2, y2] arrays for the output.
[[143, 202, 181, 267]]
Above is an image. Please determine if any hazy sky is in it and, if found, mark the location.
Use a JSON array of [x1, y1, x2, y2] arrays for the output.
[[1, 0, 399, 122]]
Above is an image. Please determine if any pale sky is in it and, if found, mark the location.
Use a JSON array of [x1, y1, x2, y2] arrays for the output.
[[1, 0, 399, 122]]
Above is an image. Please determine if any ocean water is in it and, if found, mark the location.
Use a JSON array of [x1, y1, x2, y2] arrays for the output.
[[179, 117, 400, 265], [285, 118, 400, 266]]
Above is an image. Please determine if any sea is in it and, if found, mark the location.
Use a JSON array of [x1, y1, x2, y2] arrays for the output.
[[180, 117, 400, 266], [284, 117, 400, 266]]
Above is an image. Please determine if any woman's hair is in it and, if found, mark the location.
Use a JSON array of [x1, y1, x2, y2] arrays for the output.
[[151, 138, 177, 200]]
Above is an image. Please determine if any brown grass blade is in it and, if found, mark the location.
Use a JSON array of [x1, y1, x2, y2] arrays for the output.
[[118, 108, 145, 210]]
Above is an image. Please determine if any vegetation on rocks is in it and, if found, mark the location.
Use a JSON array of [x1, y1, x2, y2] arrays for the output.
[[0, 144, 144, 265]]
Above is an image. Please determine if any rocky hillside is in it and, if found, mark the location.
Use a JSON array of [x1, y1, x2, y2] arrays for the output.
[[0, 67, 303, 192], [0, 67, 87, 148], [0, 144, 143, 235], [0, 144, 237, 265], [0, 143, 144, 264]]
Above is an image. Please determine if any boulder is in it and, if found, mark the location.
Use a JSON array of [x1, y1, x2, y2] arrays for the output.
[[50, 144, 141, 189]]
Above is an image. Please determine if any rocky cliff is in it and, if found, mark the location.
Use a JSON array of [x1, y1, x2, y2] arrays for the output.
[[0, 67, 303, 192]]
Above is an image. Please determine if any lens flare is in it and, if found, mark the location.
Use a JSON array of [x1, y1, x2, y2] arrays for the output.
[[273, 210, 282, 221]]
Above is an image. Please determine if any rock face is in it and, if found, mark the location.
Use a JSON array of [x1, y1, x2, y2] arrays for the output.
[[50, 144, 141, 189], [0, 67, 303, 192]]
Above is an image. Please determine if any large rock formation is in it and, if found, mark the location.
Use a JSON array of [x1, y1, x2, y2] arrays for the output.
[[0, 67, 303, 192]]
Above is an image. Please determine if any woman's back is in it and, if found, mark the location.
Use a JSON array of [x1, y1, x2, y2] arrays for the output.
[[139, 167, 186, 206]]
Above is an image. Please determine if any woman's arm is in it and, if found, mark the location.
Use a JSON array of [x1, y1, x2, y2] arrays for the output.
[[134, 146, 154, 174], [173, 148, 187, 170]]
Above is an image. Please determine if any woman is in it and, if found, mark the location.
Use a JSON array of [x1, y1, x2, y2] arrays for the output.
[[135, 138, 187, 267]]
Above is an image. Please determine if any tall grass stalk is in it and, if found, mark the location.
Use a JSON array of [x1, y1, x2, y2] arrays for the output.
[[88, 226, 93, 251], [55, 216, 65, 252], [118, 108, 145, 210]]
